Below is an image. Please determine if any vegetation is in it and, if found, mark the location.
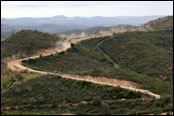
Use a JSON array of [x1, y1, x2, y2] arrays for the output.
[[1, 62, 18, 91], [1, 74, 142, 106], [139, 16, 173, 31], [100, 31, 173, 83], [2, 97, 173, 115], [1, 16, 173, 115], [152, 16, 173, 30], [1, 75, 173, 115], [1, 30, 62, 59], [22, 31, 173, 95], [1, 62, 40, 92]]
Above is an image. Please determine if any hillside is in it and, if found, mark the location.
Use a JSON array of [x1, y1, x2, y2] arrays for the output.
[[138, 16, 173, 31], [3, 30, 173, 114], [1, 74, 173, 115], [1, 30, 62, 59], [1, 16, 173, 115], [1, 74, 142, 106], [100, 31, 173, 83], [22, 31, 173, 95]]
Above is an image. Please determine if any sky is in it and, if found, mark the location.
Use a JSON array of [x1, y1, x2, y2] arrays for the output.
[[1, 1, 173, 18]]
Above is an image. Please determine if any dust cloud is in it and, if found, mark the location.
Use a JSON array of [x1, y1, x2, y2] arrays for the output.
[[56, 32, 88, 50]]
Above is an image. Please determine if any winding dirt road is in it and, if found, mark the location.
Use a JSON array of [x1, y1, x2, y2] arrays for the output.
[[7, 34, 160, 99]]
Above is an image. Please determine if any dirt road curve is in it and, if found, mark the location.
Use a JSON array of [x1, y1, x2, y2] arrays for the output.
[[7, 34, 160, 99]]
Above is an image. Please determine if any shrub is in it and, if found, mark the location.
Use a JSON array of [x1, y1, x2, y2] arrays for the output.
[[51, 103, 58, 109], [93, 97, 101, 106]]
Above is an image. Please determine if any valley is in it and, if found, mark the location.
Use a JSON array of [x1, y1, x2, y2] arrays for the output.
[[1, 2, 173, 114]]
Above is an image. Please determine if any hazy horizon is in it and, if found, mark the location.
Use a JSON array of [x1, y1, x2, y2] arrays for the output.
[[2, 15, 170, 19], [1, 1, 173, 18]]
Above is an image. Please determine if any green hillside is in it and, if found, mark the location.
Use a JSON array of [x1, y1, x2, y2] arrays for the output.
[[1, 74, 142, 106], [22, 31, 173, 95], [1, 16, 173, 115], [100, 31, 173, 83], [1, 30, 61, 59], [1, 74, 173, 115]]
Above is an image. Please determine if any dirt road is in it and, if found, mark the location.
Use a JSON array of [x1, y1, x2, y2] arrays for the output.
[[96, 37, 119, 68], [7, 34, 160, 99]]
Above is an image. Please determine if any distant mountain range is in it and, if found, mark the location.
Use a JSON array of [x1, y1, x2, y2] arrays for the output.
[[1, 15, 165, 38], [2, 15, 164, 26]]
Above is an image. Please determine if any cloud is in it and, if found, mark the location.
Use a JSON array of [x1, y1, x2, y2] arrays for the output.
[[1, 1, 173, 18]]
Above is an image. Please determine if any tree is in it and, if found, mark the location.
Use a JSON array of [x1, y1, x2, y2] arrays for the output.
[[40, 54, 42, 58], [51, 103, 58, 109], [71, 43, 75, 48], [59, 51, 65, 55], [93, 97, 101, 106]]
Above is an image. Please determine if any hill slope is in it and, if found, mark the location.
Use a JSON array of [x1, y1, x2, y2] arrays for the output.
[[22, 31, 173, 95], [1, 74, 173, 115], [1, 16, 173, 115], [138, 16, 173, 31], [100, 31, 173, 83], [1, 30, 61, 59]]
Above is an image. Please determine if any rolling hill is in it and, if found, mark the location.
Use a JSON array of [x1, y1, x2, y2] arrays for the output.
[[1, 16, 173, 115], [1, 30, 62, 59], [2, 74, 172, 115], [22, 31, 173, 94]]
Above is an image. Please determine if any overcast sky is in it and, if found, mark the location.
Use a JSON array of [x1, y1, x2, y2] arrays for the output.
[[1, 1, 173, 18]]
